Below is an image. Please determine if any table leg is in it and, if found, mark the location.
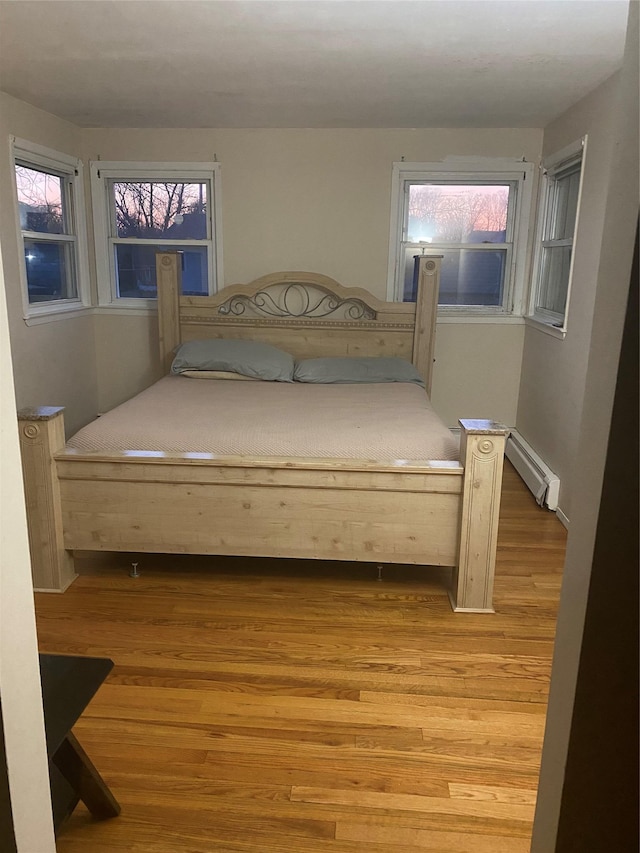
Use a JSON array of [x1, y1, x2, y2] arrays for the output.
[[52, 731, 120, 820]]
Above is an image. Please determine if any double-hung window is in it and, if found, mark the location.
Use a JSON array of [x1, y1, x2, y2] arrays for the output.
[[91, 162, 222, 307], [11, 138, 90, 321], [388, 160, 533, 315], [529, 138, 586, 333]]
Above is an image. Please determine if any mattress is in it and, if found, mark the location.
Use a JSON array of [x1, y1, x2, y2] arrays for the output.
[[66, 375, 460, 461]]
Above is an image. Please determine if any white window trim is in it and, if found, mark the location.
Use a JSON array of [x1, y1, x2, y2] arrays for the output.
[[387, 158, 535, 317], [10, 137, 92, 324], [527, 136, 587, 337], [523, 315, 567, 340], [90, 160, 223, 310]]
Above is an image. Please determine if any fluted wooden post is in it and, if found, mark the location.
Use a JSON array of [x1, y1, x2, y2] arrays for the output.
[[156, 251, 182, 373], [18, 407, 76, 592], [412, 255, 441, 396], [451, 419, 509, 612]]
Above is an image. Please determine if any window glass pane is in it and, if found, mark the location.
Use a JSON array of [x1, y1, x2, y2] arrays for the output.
[[24, 239, 76, 302], [407, 184, 510, 244], [111, 182, 208, 239], [114, 244, 209, 298], [403, 248, 506, 306], [537, 246, 572, 316], [549, 169, 580, 241], [15, 165, 66, 234]]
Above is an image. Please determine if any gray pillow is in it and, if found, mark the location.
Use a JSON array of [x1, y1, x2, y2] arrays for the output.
[[294, 356, 425, 387], [171, 339, 294, 382]]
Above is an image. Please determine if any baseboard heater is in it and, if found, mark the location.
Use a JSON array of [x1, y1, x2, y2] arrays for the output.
[[504, 430, 560, 511]]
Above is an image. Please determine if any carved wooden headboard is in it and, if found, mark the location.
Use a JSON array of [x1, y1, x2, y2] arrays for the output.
[[156, 255, 441, 395]]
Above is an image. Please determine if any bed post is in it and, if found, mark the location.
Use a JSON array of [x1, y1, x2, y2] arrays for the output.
[[156, 251, 182, 373], [17, 407, 77, 593], [451, 419, 509, 613], [412, 254, 441, 396]]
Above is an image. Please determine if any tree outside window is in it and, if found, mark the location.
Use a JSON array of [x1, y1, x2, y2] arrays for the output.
[[107, 180, 210, 298], [91, 163, 220, 306]]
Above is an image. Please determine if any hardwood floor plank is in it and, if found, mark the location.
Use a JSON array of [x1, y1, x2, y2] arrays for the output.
[[359, 690, 547, 720], [448, 782, 538, 805], [291, 786, 535, 822], [336, 822, 531, 851]]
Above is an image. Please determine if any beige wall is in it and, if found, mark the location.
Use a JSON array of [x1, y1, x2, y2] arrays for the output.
[[84, 127, 542, 424], [93, 311, 163, 413], [431, 322, 525, 426], [515, 75, 619, 521], [0, 93, 99, 436]]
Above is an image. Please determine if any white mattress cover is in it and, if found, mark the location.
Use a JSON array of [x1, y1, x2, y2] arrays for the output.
[[66, 376, 460, 461]]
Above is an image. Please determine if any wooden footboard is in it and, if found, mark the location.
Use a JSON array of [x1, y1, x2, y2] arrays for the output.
[[18, 408, 507, 611]]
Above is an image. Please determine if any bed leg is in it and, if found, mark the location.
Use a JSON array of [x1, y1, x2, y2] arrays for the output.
[[451, 419, 509, 613], [18, 407, 77, 593], [376, 564, 384, 582], [129, 561, 140, 578]]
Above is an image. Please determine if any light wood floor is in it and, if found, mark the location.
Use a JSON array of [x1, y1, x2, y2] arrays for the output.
[[35, 462, 567, 853]]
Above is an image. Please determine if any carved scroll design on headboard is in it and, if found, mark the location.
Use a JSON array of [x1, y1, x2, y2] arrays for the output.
[[217, 283, 377, 321]]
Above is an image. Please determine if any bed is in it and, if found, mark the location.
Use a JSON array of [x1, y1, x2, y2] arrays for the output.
[[18, 253, 508, 612]]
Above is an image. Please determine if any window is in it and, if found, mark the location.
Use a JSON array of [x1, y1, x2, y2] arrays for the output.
[[388, 160, 534, 315], [91, 162, 222, 307], [11, 138, 90, 321], [529, 138, 586, 333]]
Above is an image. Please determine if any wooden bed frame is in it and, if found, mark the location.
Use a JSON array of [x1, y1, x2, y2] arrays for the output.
[[18, 253, 508, 612]]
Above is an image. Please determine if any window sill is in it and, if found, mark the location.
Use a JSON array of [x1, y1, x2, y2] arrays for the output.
[[436, 313, 525, 325], [24, 303, 161, 324], [24, 303, 92, 326], [524, 316, 567, 339], [94, 303, 158, 317]]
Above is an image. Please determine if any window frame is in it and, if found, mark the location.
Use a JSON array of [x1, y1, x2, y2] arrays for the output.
[[10, 137, 91, 324], [527, 137, 587, 337], [90, 161, 223, 310], [387, 159, 534, 317]]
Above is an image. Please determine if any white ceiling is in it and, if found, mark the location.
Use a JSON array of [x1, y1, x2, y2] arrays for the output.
[[0, 0, 629, 129]]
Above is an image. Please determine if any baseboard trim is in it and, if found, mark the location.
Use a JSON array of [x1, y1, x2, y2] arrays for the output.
[[505, 429, 560, 511], [556, 507, 570, 529]]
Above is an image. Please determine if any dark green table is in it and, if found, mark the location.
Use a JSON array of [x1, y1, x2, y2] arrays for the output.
[[39, 653, 120, 830]]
